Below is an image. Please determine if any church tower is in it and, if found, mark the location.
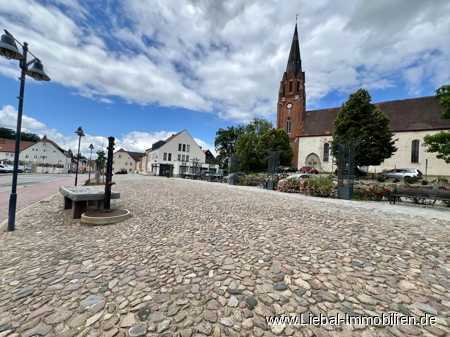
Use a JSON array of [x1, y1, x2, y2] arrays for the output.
[[277, 23, 305, 169]]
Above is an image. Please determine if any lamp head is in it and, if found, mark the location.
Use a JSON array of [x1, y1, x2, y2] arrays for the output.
[[26, 59, 50, 81], [75, 127, 85, 137], [0, 32, 22, 60]]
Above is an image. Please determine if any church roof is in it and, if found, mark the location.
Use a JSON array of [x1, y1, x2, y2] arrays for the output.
[[302, 96, 450, 137], [286, 24, 302, 75]]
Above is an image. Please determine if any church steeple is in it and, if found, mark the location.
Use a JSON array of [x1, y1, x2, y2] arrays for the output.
[[286, 24, 302, 75], [277, 22, 306, 169]]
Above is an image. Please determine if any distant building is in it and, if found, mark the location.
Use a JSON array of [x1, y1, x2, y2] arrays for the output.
[[144, 129, 219, 177], [19, 136, 71, 173], [113, 149, 145, 173], [0, 138, 35, 163], [277, 23, 450, 176]]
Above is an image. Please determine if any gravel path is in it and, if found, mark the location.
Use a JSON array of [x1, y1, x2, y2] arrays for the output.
[[0, 176, 449, 337]]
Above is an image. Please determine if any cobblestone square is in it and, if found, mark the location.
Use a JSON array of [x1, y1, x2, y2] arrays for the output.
[[1, 176, 449, 337]]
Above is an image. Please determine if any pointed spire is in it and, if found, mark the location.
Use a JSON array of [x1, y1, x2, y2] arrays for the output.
[[286, 23, 302, 75]]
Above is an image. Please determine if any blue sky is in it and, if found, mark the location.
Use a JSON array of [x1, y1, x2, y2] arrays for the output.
[[0, 0, 449, 155]]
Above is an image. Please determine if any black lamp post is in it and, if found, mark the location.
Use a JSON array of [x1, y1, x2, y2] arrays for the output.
[[74, 127, 85, 186], [0, 30, 50, 231], [88, 143, 94, 182]]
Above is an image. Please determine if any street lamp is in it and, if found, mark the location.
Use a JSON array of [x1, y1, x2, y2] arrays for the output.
[[74, 126, 85, 186], [0, 29, 50, 231], [88, 143, 94, 182]]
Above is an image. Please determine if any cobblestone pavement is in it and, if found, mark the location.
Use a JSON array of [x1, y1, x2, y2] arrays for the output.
[[1, 176, 449, 337]]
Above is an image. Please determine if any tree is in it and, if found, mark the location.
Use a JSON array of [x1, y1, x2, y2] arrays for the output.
[[259, 128, 293, 166], [0, 127, 40, 142], [436, 85, 450, 119], [332, 89, 397, 167], [96, 151, 106, 172], [424, 84, 450, 163], [214, 125, 244, 169], [235, 119, 293, 173]]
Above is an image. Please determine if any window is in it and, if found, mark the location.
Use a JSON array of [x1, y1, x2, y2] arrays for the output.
[[282, 85, 285, 96], [182, 144, 186, 152], [411, 140, 420, 163], [178, 154, 181, 161], [25, 155, 28, 159], [187, 144, 190, 152], [286, 117, 292, 134], [297, 81, 300, 92], [182, 154, 185, 162], [163, 152, 167, 161], [323, 143, 330, 162], [186, 155, 189, 162], [168, 153, 172, 161], [178, 143, 182, 151], [289, 81, 293, 92], [118, 154, 121, 158]]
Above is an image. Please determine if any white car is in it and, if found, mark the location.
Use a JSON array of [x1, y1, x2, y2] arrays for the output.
[[287, 173, 312, 180], [0, 163, 14, 173], [382, 168, 423, 179]]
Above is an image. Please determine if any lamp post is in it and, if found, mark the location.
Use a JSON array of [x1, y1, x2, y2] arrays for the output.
[[74, 127, 85, 186], [0, 29, 50, 231], [88, 143, 94, 182]]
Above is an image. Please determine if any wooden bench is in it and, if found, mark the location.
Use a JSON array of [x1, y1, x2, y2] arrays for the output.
[[59, 186, 120, 219], [388, 187, 450, 205]]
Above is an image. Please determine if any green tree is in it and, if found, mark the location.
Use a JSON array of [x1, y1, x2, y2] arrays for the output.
[[424, 84, 450, 163], [259, 128, 293, 166], [332, 89, 397, 167], [0, 127, 40, 141], [214, 125, 244, 169], [95, 150, 106, 172], [235, 119, 292, 173]]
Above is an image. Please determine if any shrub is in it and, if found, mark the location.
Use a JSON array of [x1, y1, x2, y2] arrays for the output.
[[277, 177, 301, 193], [354, 184, 392, 201], [238, 173, 268, 186], [421, 180, 429, 185], [307, 175, 335, 197], [377, 175, 386, 182], [404, 176, 419, 184]]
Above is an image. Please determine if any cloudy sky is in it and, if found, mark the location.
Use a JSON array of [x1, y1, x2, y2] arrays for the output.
[[0, 0, 449, 155]]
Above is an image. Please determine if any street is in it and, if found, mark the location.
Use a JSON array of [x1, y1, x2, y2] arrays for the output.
[[0, 173, 85, 224]]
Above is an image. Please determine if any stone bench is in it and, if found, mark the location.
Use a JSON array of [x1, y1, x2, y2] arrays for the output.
[[59, 186, 120, 219]]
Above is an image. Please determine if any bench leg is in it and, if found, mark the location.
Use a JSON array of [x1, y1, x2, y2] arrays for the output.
[[73, 201, 87, 219], [64, 197, 72, 209]]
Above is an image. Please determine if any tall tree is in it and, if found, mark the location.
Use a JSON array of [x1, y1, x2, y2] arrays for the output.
[[332, 89, 397, 167], [0, 127, 40, 142], [214, 125, 244, 169], [259, 128, 293, 167], [424, 84, 450, 163]]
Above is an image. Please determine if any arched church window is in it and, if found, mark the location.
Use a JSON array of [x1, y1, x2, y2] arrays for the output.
[[411, 139, 420, 163], [297, 81, 300, 92], [323, 143, 330, 162], [286, 117, 292, 134], [289, 81, 293, 92]]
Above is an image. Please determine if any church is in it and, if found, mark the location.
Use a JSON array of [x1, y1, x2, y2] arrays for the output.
[[277, 24, 450, 176]]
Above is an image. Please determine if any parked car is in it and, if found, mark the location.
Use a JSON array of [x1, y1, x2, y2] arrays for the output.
[[115, 169, 128, 174], [0, 163, 13, 173], [299, 166, 319, 174], [382, 168, 423, 179], [287, 173, 312, 180]]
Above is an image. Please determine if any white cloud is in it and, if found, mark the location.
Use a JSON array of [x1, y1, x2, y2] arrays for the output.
[[0, 0, 449, 120], [0, 105, 215, 156]]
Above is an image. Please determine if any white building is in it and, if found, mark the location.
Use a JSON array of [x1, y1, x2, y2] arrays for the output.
[[297, 97, 450, 177], [0, 138, 35, 163], [113, 149, 145, 173], [144, 130, 219, 177], [19, 136, 71, 173]]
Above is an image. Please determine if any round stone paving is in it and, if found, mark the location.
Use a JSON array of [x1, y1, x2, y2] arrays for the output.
[[0, 176, 449, 337]]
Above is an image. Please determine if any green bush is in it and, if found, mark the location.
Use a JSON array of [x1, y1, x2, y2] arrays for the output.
[[404, 176, 419, 184], [238, 173, 268, 186], [377, 175, 386, 182], [353, 184, 392, 201], [277, 177, 301, 193], [307, 175, 335, 197], [421, 180, 429, 185]]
